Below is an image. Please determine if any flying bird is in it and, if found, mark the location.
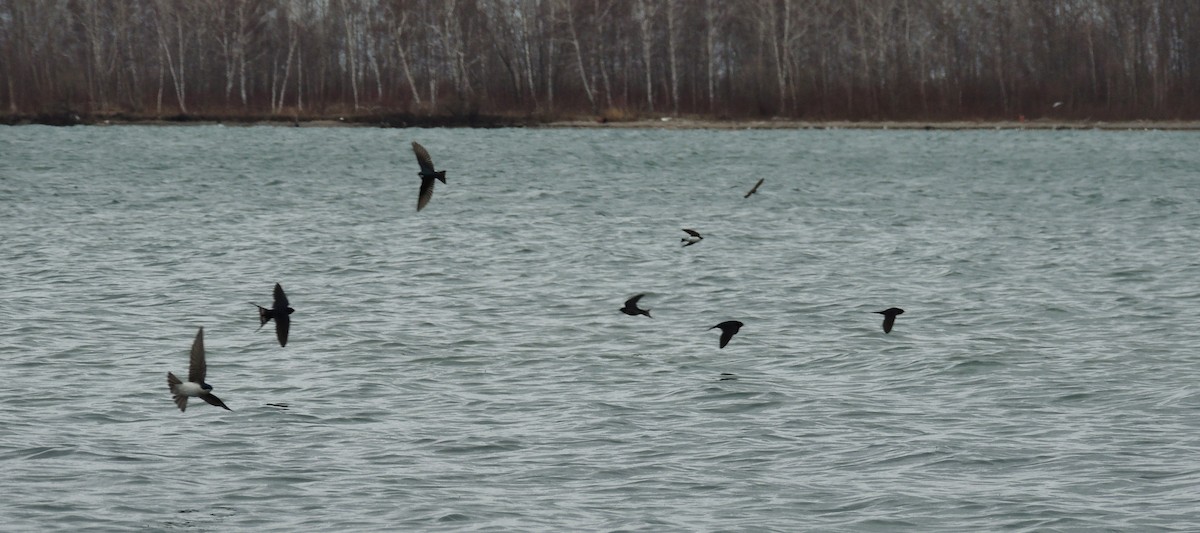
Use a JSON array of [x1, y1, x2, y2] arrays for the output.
[[412, 141, 446, 211], [620, 294, 652, 318], [875, 307, 904, 334], [167, 327, 231, 412], [254, 283, 294, 347], [744, 178, 765, 198], [681, 228, 703, 247], [709, 320, 744, 348]]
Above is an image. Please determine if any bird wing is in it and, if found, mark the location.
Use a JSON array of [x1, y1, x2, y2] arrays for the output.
[[719, 330, 734, 348], [412, 141, 436, 174], [682, 228, 702, 238], [625, 294, 645, 308], [188, 327, 206, 383], [273, 283, 289, 310], [745, 178, 764, 198], [200, 392, 231, 411], [882, 315, 895, 334], [276, 318, 290, 347], [417, 176, 436, 211]]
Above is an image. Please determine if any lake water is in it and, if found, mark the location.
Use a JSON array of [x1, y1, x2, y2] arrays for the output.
[[2, 124, 1199, 531]]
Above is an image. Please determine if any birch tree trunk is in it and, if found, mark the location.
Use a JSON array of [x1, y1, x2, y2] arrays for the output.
[[518, 2, 539, 108], [666, 0, 679, 115], [343, 4, 361, 111], [595, 0, 613, 109], [296, 48, 303, 111], [154, 0, 188, 114], [545, 1, 555, 110], [705, 0, 717, 113], [275, 17, 297, 113], [392, 11, 423, 108], [236, 1, 249, 106], [79, 1, 107, 110], [635, 0, 656, 112], [564, 0, 596, 113]]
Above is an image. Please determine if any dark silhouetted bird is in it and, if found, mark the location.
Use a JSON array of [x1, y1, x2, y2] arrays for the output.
[[167, 327, 231, 412], [681, 228, 703, 247], [412, 141, 446, 211], [620, 294, 652, 318], [744, 178, 765, 198], [254, 283, 293, 347], [875, 307, 904, 334], [709, 320, 743, 348]]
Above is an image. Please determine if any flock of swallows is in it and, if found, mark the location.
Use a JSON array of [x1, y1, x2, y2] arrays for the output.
[[167, 141, 905, 412], [167, 283, 292, 411]]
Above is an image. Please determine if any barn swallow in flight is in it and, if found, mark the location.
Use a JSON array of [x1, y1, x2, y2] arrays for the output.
[[709, 320, 743, 348], [744, 178, 764, 198], [875, 307, 904, 334], [620, 294, 652, 318], [254, 283, 293, 347], [412, 141, 446, 212]]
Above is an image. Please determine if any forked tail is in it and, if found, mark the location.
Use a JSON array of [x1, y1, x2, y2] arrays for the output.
[[253, 303, 272, 330], [167, 372, 188, 411]]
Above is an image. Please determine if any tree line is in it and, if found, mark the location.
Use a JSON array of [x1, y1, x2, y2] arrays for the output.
[[2, 0, 1198, 123]]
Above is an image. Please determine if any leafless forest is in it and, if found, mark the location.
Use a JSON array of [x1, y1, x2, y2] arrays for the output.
[[2, 0, 1198, 123]]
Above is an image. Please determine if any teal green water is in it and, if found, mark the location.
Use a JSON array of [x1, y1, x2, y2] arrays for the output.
[[2, 125, 1199, 531]]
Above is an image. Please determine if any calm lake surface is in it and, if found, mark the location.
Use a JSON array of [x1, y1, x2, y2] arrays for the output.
[[2, 125, 1199, 531]]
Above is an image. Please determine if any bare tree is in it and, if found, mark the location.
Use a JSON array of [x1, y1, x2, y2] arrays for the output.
[[703, 0, 721, 113], [77, 1, 115, 111], [4, 0, 1200, 122], [153, 0, 192, 114], [388, 6, 424, 108], [340, 0, 363, 110], [272, 4, 299, 113], [562, 0, 596, 113], [634, 0, 657, 112], [665, 0, 680, 114]]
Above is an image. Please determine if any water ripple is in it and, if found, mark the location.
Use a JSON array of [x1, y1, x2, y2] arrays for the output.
[[1, 126, 1199, 530]]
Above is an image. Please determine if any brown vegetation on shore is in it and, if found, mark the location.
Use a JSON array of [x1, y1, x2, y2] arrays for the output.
[[7, 109, 1196, 131], [3, 1, 1198, 126]]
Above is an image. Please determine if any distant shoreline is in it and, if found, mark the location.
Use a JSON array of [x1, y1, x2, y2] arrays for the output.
[[4, 112, 1198, 131]]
